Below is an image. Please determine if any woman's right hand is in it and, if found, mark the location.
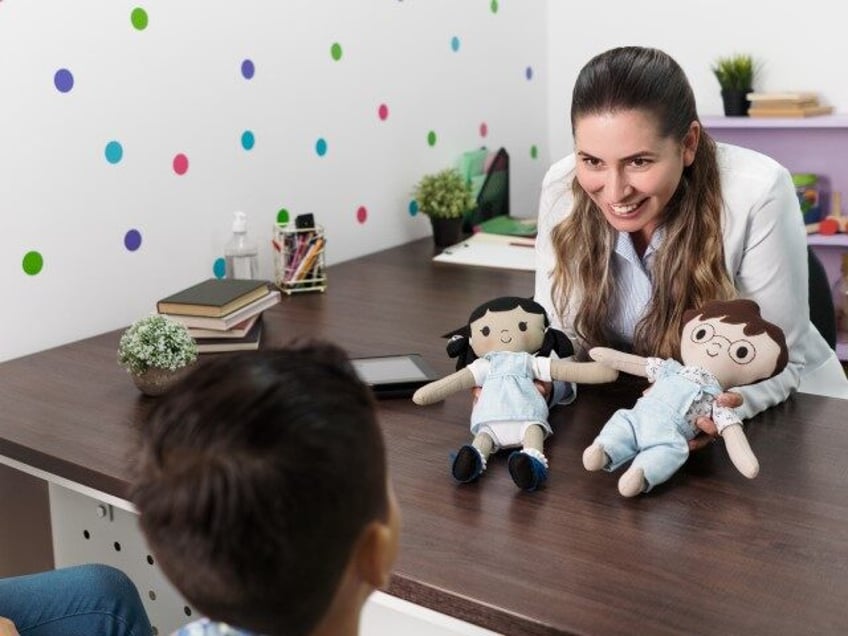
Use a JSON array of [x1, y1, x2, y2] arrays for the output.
[[0, 617, 20, 636]]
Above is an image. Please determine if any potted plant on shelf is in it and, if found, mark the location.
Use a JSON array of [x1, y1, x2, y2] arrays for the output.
[[413, 168, 475, 248], [118, 314, 198, 396], [712, 54, 755, 117]]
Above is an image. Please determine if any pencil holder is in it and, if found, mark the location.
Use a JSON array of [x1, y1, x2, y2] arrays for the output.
[[273, 223, 328, 294]]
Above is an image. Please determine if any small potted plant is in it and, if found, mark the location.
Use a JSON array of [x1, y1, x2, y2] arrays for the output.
[[712, 54, 755, 116], [118, 314, 198, 396], [413, 168, 476, 248]]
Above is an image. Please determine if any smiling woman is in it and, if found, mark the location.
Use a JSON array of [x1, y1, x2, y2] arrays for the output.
[[533, 45, 848, 445]]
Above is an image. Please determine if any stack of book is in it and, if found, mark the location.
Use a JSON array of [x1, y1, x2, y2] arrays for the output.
[[156, 278, 281, 353], [746, 92, 834, 118]]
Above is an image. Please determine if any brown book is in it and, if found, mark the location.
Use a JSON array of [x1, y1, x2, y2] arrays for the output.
[[187, 314, 259, 339], [156, 279, 271, 317], [162, 290, 281, 331], [748, 105, 834, 118], [195, 317, 263, 353]]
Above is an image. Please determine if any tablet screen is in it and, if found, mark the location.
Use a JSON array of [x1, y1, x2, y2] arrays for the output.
[[350, 354, 440, 397]]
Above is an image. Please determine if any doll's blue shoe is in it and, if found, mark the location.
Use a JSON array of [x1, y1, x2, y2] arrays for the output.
[[450, 444, 485, 483], [508, 450, 548, 491]]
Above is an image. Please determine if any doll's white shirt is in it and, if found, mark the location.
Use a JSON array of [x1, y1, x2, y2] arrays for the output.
[[645, 357, 740, 432], [534, 142, 846, 420]]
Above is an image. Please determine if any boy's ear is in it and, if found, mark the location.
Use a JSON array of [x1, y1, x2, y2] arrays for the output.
[[354, 520, 395, 590]]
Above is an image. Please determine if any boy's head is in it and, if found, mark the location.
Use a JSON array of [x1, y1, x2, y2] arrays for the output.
[[131, 341, 399, 636]]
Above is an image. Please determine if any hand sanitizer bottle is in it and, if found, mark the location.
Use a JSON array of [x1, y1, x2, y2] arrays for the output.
[[225, 211, 259, 279]]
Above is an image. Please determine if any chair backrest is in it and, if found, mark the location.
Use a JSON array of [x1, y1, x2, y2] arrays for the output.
[[808, 246, 837, 350]]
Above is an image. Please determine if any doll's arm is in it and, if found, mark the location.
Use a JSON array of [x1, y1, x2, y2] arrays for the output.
[[549, 359, 618, 384], [721, 424, 759, 479], [412, 368, 476, 405], [588, 347, 649, 378]]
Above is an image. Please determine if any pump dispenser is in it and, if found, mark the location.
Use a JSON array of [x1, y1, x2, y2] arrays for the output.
[[225, 211, 259, 279]]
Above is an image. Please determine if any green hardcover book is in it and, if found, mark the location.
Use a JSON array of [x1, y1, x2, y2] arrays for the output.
[[156, 278, 271, 317]]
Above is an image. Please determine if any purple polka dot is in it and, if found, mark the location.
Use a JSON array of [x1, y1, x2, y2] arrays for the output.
[[525, 66, 533, 80], [124, 229, 142, 251], [241, 59, 255, 79], [54, 69, 74, 93]]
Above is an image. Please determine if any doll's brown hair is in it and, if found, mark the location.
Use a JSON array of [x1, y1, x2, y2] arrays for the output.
[[682, 299, 789, 377]]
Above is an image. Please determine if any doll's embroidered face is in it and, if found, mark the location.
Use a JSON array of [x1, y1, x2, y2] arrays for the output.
[[469, 307, 547, 356], [680, 315, 783, 388]]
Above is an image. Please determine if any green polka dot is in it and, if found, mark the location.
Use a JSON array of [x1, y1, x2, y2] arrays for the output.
[[530, 145, 538, 159], [330, 42, 343, 61], [277, 208, 290, 225], [490, 0, 499, 13], [427, 130, 437, 147], [131, 7, 148, 30], [23, 251, 44, 275]]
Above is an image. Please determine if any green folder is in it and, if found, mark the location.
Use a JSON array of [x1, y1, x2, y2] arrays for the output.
[[474, 215, 537, 237]]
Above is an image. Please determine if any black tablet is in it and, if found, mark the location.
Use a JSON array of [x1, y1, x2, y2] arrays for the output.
[[350, 353, 441, 398]]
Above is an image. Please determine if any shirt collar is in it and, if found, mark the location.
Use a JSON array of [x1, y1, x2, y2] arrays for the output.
[[613, 226, 665, 267]]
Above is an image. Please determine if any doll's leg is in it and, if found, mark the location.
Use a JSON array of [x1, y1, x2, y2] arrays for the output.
[[583, 409, 638, 472], [622, 436, 689, 496], [452, 432, 494, 483], [507, 423, 548, 491]]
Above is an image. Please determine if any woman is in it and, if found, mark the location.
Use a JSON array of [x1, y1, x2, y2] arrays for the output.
[[535, 46, 848, 443], [0, 564, 151, 635]]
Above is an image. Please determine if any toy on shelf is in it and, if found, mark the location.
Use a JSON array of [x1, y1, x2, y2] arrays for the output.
[[583, 299, 788, 497], [411, 296, 618, 491], [807, 191, 846, 235]]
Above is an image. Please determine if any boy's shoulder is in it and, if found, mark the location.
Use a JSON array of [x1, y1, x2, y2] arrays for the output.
[[173, 618, 256, 636]]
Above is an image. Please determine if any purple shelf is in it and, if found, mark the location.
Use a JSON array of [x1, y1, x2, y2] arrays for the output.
[[806, 234, 848, 247], [702, 114, 848, 129]]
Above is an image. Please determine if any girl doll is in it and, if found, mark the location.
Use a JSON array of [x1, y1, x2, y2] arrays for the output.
[[583, 299, 788, 497], [412, 297, 618, 491]]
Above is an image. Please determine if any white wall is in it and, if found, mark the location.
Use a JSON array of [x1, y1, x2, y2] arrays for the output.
[[546, 0, 848, 161], [1, 0, 548, 361]]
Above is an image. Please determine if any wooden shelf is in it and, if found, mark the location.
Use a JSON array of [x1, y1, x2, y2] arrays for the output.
[[702, 114, 848, 129]]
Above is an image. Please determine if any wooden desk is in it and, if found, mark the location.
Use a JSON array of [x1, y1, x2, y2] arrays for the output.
[[1, 238, 847, 635]]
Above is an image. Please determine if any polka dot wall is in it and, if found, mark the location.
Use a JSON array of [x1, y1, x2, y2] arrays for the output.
[[2, 2, 548, 362]]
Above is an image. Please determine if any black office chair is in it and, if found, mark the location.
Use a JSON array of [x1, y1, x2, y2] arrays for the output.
[[808, 246, 837, 350]]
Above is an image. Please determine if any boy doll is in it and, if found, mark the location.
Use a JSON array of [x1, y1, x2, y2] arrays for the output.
[[583, 299, 788, 497]]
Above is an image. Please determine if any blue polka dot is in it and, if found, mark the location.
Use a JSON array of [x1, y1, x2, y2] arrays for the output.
[[241, 130, 255, 150], [526, 66, 534, 80], [451, 36, 460, 52], [213, 258, 226, 279], [54, 68, 74, 93], [105, 141, 123, 164], [315, 138, 328, 156], [241, 59, 255, 79], [408, 200, 419, 216], [124, 229, 142, 251]]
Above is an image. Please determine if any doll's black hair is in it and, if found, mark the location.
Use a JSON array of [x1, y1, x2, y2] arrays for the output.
[[446, 296, 574, 370]]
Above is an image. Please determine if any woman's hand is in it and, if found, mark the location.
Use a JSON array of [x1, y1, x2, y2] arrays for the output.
[[689, 391, 744, 451], [0, 617, 20, 636]]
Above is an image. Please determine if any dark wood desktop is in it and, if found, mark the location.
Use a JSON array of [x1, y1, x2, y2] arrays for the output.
[[1, 238, 847, 635]]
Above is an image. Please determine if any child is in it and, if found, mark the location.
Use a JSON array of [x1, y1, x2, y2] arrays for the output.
[[131, 342, 400, 636]]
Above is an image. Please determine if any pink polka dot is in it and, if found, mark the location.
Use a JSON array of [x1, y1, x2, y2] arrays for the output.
[[356, 206, 368, 223], [378, 103, 389, 121], [173, 153, 189, 175], [479, 122, 488, 137]]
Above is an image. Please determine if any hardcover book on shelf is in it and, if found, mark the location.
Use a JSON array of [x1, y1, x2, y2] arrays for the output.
[[748, 105, 833, 118], [156, 278, 271, 317], [187, 314, 259, 339], [162, 289, 281, 331], [195, 317, 263, 353]]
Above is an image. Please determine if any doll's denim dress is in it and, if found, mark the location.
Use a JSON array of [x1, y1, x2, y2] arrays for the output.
[[470, 351, 551, 449], [595, 360, 720, 491]]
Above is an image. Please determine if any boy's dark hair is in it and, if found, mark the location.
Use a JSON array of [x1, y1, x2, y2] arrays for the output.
[[131, 341, 388, 636]]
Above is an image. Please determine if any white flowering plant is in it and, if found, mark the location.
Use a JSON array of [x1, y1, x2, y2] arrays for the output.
[[118, 314, 198, 375]]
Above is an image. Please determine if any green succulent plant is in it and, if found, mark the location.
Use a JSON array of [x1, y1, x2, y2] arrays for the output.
[[712, 54, 754, 92], [413, 168, 475, 219]]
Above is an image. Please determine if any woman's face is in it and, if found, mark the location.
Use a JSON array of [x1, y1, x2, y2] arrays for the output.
[[573, 109, 699, 249]]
